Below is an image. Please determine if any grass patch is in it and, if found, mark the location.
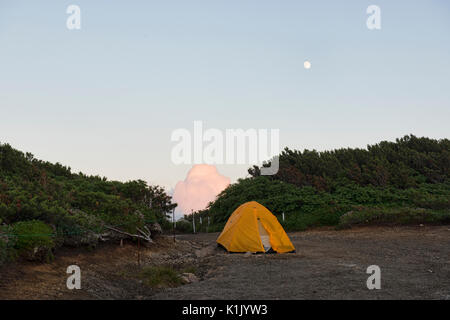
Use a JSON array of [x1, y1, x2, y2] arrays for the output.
[[337, 207, 450, 229], [138, 265, 183, 288], [180, 264, 197, 274]]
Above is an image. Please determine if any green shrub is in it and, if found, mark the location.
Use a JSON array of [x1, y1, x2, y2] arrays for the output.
[[11, 220, 55, 262], [158, 217, 173, 231], [203, 135, 450, 232], [56, 209, 104, 247], [282, 207, 344, 231], [175, 220, 193, 233], [0, 224, 17, 266], [0, 143, 176, 256]]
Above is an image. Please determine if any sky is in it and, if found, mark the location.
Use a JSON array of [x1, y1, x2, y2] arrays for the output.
[[1, 1, 449, 215]]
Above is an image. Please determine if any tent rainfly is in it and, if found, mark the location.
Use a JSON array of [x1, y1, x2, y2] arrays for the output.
[[216, 201, 295, 253]]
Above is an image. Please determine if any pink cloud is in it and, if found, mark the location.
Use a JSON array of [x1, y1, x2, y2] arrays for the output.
[[173, 165, 230, 215]]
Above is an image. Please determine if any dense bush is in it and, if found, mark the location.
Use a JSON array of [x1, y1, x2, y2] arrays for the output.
[[11, 220, 55, 261], [175, 219, 193, 233], [201, 135, 450, 231], [250, 135, 449, 190], [0, 143, 177, 259], [0, 222, 16, 266]]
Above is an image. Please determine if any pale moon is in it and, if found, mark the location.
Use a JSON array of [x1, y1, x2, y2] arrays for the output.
[[304, 60, 311, 69]]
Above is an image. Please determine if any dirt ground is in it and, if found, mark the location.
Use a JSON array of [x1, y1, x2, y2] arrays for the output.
[[0, 225, 449, 300]]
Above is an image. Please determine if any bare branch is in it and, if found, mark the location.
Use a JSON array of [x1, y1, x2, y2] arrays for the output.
[[105, 225, 153, 243]]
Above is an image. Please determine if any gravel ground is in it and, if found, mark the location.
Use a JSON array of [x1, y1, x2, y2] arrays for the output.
[[154, 226, 450, 300], [0, 225, 449, 300]]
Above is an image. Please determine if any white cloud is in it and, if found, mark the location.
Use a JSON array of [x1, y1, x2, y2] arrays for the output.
[[172, 164, 230, 217]]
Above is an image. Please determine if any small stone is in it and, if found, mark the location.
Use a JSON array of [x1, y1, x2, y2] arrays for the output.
[[181, 272, 199, 283], [195, 246, 215, 258]]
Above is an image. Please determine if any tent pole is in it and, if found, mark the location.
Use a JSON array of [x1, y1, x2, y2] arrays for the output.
[[192, 209, 196, 233], [172, 208, 176, 243]]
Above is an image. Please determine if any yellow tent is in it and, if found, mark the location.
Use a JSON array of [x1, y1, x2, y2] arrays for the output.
[[216, 201, 295, 253]]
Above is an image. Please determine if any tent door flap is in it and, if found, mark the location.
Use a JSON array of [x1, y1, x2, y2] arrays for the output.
[[257, 219, 271, 252]]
